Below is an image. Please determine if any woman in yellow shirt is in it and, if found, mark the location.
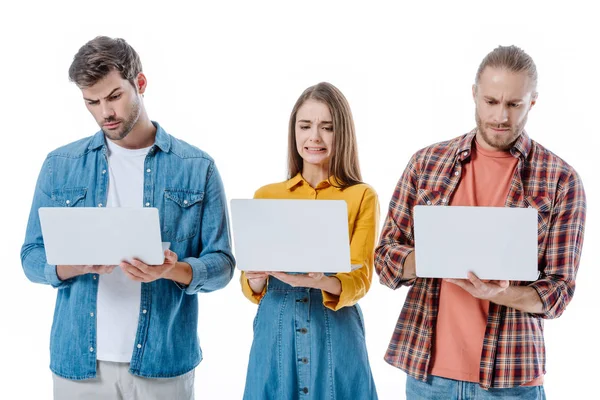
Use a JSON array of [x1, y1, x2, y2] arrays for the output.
[[241, 82, 379, 399]]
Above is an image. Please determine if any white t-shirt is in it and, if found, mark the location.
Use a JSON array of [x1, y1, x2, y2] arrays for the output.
[[96, 139, 152, 362]]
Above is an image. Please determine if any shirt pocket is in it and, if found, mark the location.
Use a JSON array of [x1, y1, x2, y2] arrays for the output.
[[163, 188, 204, 242], [51, 187, 87, 207], [524, 195, 552, 238], [416, 189, 443, 206]]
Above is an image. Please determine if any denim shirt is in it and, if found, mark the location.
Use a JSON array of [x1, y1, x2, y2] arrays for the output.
[[21, 122, 235, 380]]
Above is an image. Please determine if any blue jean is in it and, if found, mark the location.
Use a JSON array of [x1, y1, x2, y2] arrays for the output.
[[406, 375, 546, 400]]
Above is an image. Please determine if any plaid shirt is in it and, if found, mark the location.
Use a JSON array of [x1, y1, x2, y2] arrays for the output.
[[374, 129, 586, 389]]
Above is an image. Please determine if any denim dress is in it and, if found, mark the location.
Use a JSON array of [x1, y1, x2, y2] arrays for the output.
[[243, 275, 378, 400], [242, 176, 379, 399]]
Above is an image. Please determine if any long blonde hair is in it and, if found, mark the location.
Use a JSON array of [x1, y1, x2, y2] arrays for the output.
[[287, 82, 362, 189]]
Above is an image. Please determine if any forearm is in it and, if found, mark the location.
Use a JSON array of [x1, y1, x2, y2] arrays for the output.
[[164, 261, 193, 286], [56, 265, 83, 281], [317, 276, 342, 296], [401, 251, 417, 281], [182, 252, 235, 293], [491, 285, 544, 314]]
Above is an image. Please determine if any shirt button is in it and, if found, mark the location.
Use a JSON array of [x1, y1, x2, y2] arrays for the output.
[[65, 200, 70, 205], [426, 200, 432, 205], [137, 344, 142, 349], [146, 168, 151, 173], [90, 312, 94, 317], [183, 200, 188, 205], [299, 328, 308, 334], [142, 309, 147, 314], [102, 170, 107, 174], [463, 151, 468, 156], [89, 347, 94, 352], [442, 198, 447, 203], [303, 387, 309, 394], [301, 357, 308, 364], [98, 203, 103, 207], [454, 171, 459, 176], [93, 275, 97, 280], [145, 202, 150, 207]]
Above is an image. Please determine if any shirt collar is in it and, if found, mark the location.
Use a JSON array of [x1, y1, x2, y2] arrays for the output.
[[285, 173, 341, 191], [87, 121, 171, 153], [455, 128, 532, 161]]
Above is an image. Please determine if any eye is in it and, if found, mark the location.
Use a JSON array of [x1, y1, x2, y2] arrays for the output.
[[87, 100, 99, 106], [109, 94, 122, 101], [323, 126, 333, 132], [485, 100, 496, 105], [509, 103, 520, 108], [299, 125, 310, 130]]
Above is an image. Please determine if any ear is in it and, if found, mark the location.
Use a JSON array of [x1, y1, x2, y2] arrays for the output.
[[529, 91, 538, 109], [472, 84, 477, 103], [136, 73, 148, 95]]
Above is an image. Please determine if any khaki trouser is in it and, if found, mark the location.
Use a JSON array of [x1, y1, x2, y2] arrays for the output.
[[53, 361, 195, 400]]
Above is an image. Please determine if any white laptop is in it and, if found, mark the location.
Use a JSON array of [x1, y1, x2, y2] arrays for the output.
[[230, 199, 352, 273], [39, 207, 169, 266], [413, 205, 539, 281]]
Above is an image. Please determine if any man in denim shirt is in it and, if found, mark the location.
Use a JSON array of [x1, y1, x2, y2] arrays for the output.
[[21, 36, 235, 399]]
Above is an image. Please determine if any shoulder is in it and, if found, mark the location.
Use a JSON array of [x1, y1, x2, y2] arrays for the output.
[[46, 135, 96, 159], [254, 181, 289, 199], [168, 135, 215, 164]]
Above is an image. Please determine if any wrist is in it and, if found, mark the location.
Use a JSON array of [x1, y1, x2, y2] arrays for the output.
[[320, 276, 342, 296], [248, 277, 268, 294], [165, 262, 193, 285], [56, 265, 80, 281]]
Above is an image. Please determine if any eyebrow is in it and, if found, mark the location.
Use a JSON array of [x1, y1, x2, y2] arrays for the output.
[[297, 119, 333, 124], [83, 87, 122, 102], [484, 96, 523, 103]]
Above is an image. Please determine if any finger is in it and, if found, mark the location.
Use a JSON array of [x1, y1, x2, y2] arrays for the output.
[[466, 272, 486, 290], [121, 267, 146, 282], [164, 249, 178, 264], [445, 278, 471, 292], [307, 272, 324, 280], [121, 264, 148, 281], [100, 265, 117, 274], [494, 280, 510, 289], [246, 272, 267, 279], [131, 259, 150, 273]]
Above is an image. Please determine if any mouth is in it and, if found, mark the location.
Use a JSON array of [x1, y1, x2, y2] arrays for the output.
[[489, 126, 510, 133], [305, 147, 327, 154], [103, 121, 121, 129]]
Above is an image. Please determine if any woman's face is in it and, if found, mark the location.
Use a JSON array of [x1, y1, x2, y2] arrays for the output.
[[295, 99, 334, 170]]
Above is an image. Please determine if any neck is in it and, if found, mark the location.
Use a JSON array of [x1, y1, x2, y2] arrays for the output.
[[301, 162, 329, 188], [108, 112, 156, 149]]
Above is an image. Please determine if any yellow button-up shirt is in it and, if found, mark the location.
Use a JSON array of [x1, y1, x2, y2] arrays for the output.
[[241, 173, 379, 311]]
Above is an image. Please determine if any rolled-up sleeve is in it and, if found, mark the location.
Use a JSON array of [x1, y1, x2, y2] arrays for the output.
[[181, 163, 235, 294], [529, 170, 586, 319], [322, 187, 379, 310], [21, 157, 75, 289], [374, 154, 419, 290]]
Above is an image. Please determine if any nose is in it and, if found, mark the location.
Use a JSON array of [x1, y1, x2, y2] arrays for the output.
[[308, 126, 322, 143], [101, 102, 115, 120], [492, 104, 509, 124]]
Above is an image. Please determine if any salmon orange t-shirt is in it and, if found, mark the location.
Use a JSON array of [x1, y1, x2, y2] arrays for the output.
[[429, 140, 544, 386]]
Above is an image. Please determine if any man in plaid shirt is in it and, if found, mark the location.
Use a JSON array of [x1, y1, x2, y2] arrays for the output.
[[375, 45, 586, 399]]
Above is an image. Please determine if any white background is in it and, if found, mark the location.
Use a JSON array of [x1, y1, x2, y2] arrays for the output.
[[1, 1, 597, 399]]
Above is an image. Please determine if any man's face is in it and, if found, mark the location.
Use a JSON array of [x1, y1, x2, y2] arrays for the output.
[[81, 69, 143, 141], [473, 67, 537, 151]]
